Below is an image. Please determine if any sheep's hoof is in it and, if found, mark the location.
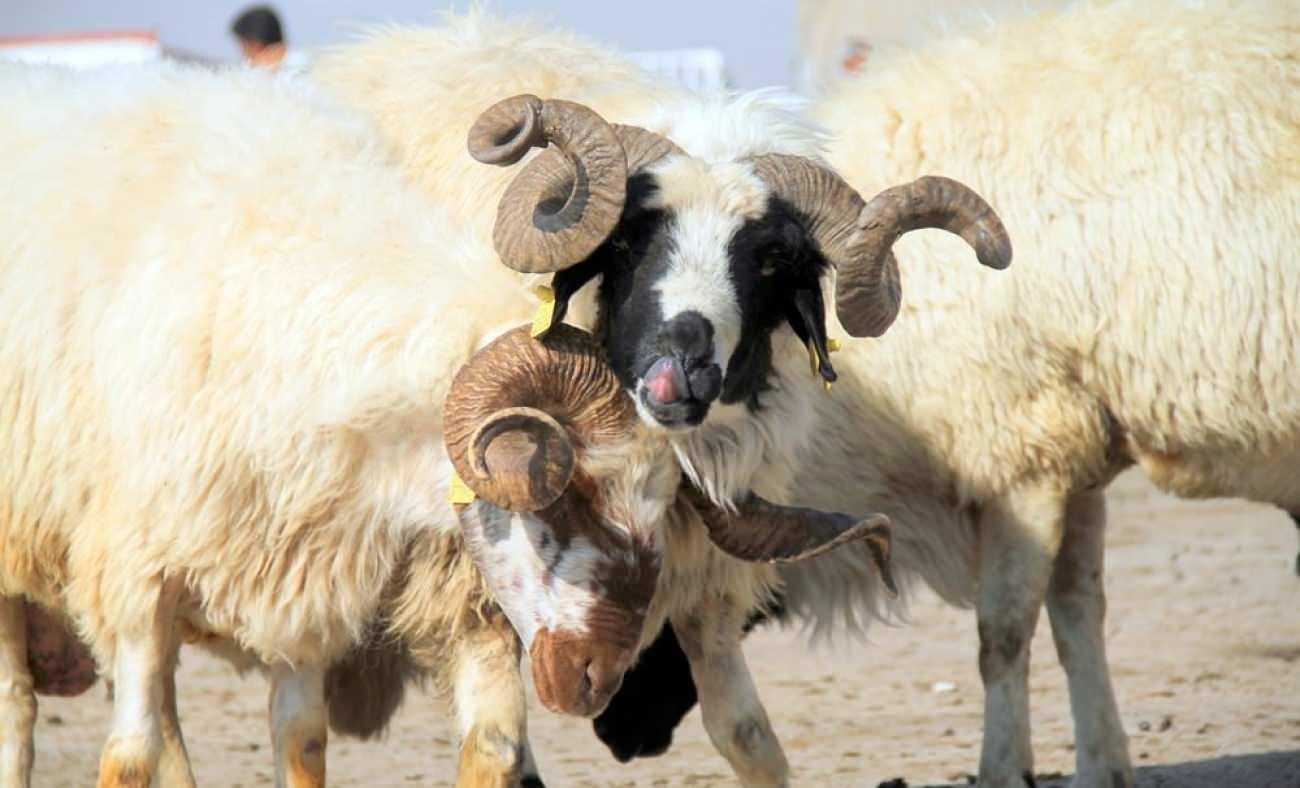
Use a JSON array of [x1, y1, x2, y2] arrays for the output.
[[455, 726, 525, 788]]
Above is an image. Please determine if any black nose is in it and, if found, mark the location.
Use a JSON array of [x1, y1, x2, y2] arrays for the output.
[[658, 311, 713, 362], [652, 312, 722, 405]]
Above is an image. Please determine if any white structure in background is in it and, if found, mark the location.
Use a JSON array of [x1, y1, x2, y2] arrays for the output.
[[0, 30, 162, 69], [628, 47, 727, 91], [796, 0, 1069, 95]]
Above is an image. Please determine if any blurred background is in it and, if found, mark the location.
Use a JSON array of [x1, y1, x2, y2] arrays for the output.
[[1, 0, 1066, 94]]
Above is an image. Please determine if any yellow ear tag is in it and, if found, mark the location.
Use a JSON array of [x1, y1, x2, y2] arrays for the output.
[[809, 337, 843, 391], [531, 285, 557, 338], [448, 470, 477, 505]]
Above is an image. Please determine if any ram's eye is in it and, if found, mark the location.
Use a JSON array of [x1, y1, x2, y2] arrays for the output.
[[760, 246, 789, 276], [611, 237, 631, 254]]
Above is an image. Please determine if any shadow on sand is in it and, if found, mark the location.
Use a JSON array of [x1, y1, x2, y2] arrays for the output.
[[883, 749, 1300, 788]]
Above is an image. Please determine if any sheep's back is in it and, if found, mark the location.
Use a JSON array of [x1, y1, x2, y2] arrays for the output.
[[815, 0, 1300, 500]]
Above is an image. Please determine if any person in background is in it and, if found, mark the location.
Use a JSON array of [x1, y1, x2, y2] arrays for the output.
[[230, 5, 308, 72]]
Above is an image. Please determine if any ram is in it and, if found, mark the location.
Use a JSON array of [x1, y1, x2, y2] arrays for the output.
[[306, 10, 1010, 775], [0, 63, 886, 788], [599, 0, 1300, 785]]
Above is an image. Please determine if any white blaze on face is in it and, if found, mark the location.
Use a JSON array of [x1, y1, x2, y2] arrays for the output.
[[458, 503, 609, 648], [649, 159, 771, 370]]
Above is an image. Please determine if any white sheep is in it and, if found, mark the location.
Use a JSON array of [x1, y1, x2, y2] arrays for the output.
[[774, 0, 1299, 785], [0, 61, 534, 788], [0, 62, 886, 788]]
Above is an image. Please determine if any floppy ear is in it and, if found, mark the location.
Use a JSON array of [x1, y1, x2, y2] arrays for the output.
[[549, 253, 607, 327], [787, 286, 837, 385]]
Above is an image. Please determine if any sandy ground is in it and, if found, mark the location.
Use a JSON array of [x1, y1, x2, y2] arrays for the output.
[[29, 470, 1300, 786]]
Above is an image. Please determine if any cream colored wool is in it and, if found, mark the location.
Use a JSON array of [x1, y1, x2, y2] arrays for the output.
[[771, 0, 1298, 783], [800, 0, 1299, 596], [311, 9, 827, 239], [0, 61, 541, 669]]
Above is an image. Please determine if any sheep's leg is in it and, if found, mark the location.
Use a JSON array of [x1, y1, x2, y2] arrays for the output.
[[450, 617, 534, 788], [97, 579, 182, 788], [671, 604, 789, 787], [156, 632, 196, 788], [0, 596, 35, 788], [1290, 512, 1300, 577], [1046, 491, 1132, 788], [269, 665, 327, 788], [976, 486, 1066, 788], [518, 741, 542, 788]]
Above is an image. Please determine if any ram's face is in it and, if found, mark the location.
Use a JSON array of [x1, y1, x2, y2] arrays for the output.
[[443, 325, 673, 717], [576, 160, 833, 430], [455, 444, 675, 718], [471, 94, 1011, 434]]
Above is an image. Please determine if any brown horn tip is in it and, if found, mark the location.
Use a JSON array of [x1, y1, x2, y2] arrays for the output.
[[467, 406, 575, 512], [862, 175, 1013, 271], [837, 175, 1013, 338], [859, 522, 897, 596], [684, 486, 896, 586], [467, 94, 547, 165], [747, 154, 1011, 340], [470, 95, 629, 274]]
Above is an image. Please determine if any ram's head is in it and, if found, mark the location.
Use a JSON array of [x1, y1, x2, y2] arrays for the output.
[[443, 325, 893, 717], [469, 94, 1011, 430]]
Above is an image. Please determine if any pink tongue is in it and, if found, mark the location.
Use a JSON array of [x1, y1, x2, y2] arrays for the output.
[[646, 358, 681, 404]]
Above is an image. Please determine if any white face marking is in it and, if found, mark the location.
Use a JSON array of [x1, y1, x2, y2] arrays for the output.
[[654, 207, 745, 368], [452, 448, 674, 667], [648, 159, 771, 381], [460, 504, 610, 648]]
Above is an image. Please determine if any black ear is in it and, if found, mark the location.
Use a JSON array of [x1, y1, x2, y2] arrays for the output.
[[788, 287, 837, 384], [719, 331, 774, 409], [549, 254, 606, 325]]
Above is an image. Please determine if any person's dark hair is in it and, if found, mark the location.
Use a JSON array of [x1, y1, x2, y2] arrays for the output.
[[231, 6, 284, 47]]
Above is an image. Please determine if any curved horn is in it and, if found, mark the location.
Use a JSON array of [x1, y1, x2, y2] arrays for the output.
[[444, 324, 636, 512], [468, 95, 629, 274], [612, 124, 684, 174], [747, 155, 1012, 338], [683, 485, 897, 594]]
